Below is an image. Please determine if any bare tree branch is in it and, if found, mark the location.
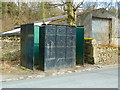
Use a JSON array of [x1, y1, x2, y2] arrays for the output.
[[74, 0, 85, 11], [104, 1, 112, 9]]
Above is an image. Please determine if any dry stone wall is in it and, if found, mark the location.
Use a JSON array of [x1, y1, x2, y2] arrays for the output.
[[94, 47, 118, 64], [84, 38, 94, 64], [1, 39, 20, 61], [1, 38, 118, 65], [84, 39, 118, 64]]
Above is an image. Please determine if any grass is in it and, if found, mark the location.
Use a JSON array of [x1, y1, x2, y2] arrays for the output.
[[16, 66, 33, 72]]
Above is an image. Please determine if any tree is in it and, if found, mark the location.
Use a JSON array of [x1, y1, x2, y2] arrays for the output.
[[64, 0, 84, 25], [1, 1, 64, 33], [118, 2, 120, 18], [44, 0, 84, 25]]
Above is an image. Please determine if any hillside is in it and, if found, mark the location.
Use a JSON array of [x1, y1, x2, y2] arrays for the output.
[[1, 2, 64, 33]]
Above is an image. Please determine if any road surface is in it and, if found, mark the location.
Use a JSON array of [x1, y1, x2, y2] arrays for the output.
[[1, 67, 118, 88]]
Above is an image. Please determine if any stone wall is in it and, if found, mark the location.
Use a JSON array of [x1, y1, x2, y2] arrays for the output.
[[84, 39, 118, 64], [1, 39, 20, 61], [1, 38, 118, 64], [84, 38, 94, 64], [94, 47, 118, 64]]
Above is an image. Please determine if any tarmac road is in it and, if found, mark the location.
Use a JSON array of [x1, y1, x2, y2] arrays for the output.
[[1, 67, 119, 88]]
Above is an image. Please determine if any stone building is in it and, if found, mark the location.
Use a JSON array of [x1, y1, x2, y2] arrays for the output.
[[76, 8, 118, 46]]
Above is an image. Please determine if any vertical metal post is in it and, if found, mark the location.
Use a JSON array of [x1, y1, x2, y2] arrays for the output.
[[76, 27, 84, 65]]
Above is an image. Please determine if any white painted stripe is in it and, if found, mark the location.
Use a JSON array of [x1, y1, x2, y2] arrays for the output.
[[2, 28, 21, 35]]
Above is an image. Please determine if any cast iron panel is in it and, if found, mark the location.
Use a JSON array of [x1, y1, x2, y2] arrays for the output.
[[67, 27, 76, 36], [56, 47, 66, 59], [45, 35, 56, 47], [21, 24, 34, 70], [57, 26, 66, 35], [39, 25, 77, 71], [66, 36, 76, 47], [76, 27, 84, 65], [40, 26, 45, 35], [55, 58, 66, 68], [65, 58, 75, 67], [44, 47, 56, 60], [66, 47, 76, 59], [34, 43, 39, 64], [34, 26, 40, 65], [56, 36, 66, 47], [21, 25, 27, 67], [39, 34, 45, 47], [45, 60, 56, 70], [39, 46, 45, 70], [45, 26, 56, 35]]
